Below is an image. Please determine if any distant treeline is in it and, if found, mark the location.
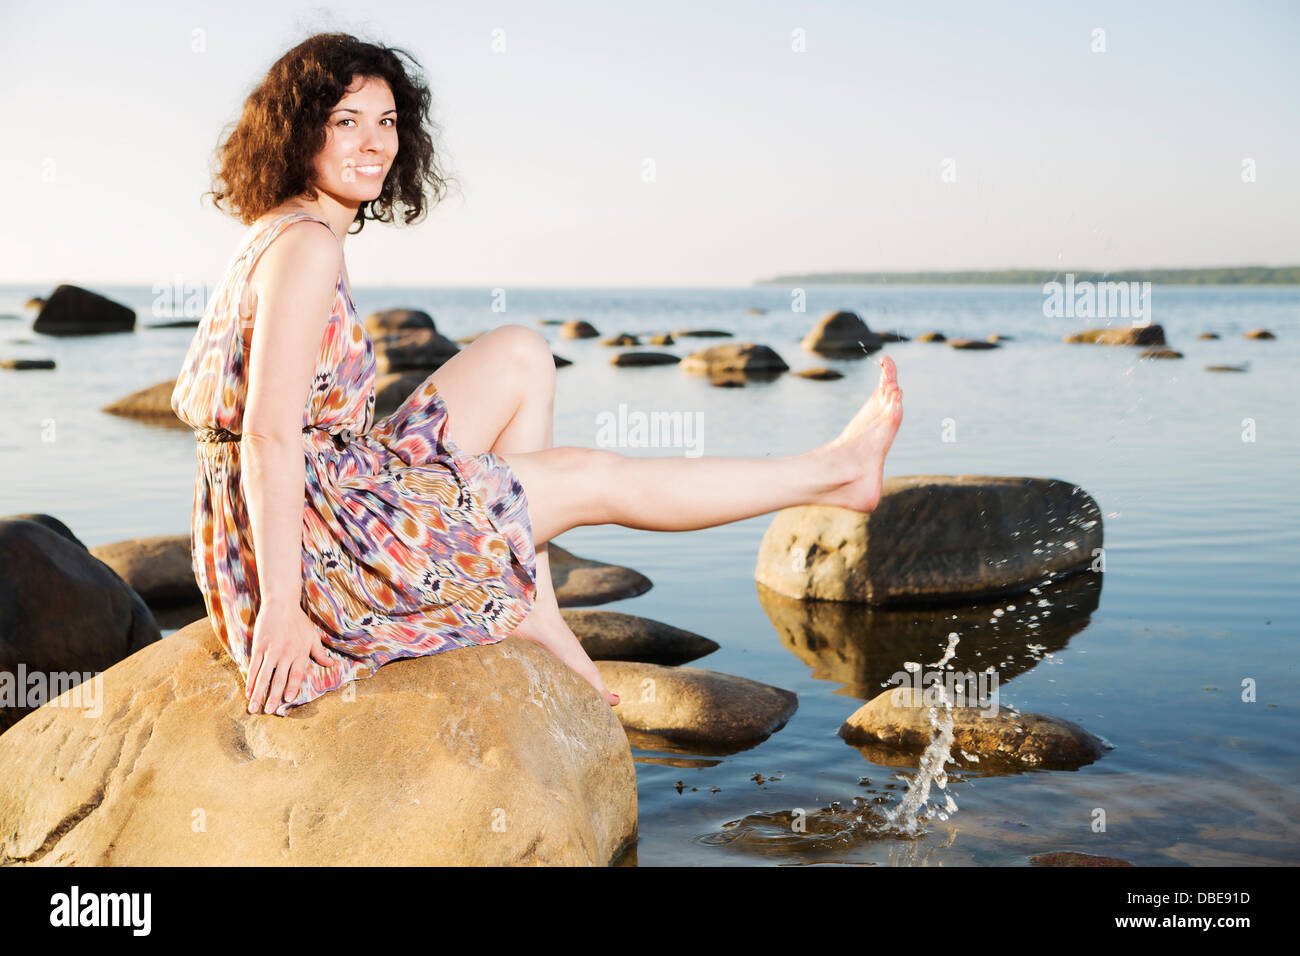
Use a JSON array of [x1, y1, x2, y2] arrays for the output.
[[756, 267, 1300, 286]]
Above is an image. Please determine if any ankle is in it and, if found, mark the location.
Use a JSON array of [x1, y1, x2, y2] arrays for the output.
[[806, 444, 857, 500]]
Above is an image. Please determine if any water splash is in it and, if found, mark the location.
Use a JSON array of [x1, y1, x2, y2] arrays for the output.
[[883, 631, 962, 835]]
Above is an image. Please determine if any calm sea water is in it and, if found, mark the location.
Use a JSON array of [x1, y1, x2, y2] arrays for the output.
[[2, 282, 1297, 866]]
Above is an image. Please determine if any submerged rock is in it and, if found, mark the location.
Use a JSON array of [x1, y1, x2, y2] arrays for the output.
[[839, 687, 1109, 770], [1030, 851, 1134, 866], [594, 660, 797, 748], [1064, 325, 1166, 346], [0, 618, 638, 865], [755, 475, 1104, 605], [1243, 328, 1275, 339], [949, 338, 1000, 350], [611, 351, 679, 366]]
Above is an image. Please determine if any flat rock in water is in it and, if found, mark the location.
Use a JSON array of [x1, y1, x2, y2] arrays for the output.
[[792, 367, 844, 380], [948, 338, 1000, 350], [1140, 347, 1183, 359], [0, 518, 159, 732], [0, 358, 55, 370], [671, 329, 733, 338], [560, 608, 719, 664], [680, 342, 789, 377], [839, 687, 1109, 770], [103, 378, 189, 428], [1243, 328, 1275, 339], [32, 284, 135, 336], [755, 474, 1103, 604], [1063, 325, 1166, 346], [88, 533, 201, 607], [0, 619, 637, 865], [547, 542, 652, 606], [594, 660, 798, 748], [611, 351, 679, 366]]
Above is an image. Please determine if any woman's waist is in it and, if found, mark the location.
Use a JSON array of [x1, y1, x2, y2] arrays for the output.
[[195, 422, 363, 451]]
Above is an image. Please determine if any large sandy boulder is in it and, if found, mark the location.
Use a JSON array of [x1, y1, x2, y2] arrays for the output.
[[801, 310, 887, 356], [755, 475, 1103, 604], [0, 618, 638, 865]]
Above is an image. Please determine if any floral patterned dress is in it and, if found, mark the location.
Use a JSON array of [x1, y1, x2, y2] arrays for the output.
[[170, 212, 538, 715]]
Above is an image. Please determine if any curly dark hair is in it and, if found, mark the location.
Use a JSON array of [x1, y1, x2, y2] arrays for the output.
[[204, 31, 458, 232]]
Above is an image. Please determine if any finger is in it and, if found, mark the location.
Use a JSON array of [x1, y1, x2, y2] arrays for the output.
[[263, 658, 291, 714], [282, 658, 308, 705], [246, 647, 264, 699], [311, 642, 341, 666], [247, 652, 273, 714]]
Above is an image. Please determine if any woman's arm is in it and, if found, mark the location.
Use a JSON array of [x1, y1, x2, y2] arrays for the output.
[[239, 222, 341, 610]]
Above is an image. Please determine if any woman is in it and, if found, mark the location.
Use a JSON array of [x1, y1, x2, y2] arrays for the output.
[[172, 32, 904, 718]]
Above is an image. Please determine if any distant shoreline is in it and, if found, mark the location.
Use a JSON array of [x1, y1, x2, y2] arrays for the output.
[[755, 267, 1300, 286]]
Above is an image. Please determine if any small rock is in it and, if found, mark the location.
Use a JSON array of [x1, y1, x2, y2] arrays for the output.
[[560, 609, 719, 664], [601, 334, 640, 346], [553, 353, 573, 368], [594, 660, 798, 748], [918, 331, 947, 342], [801, 310, 887, 356], [371, 328, 459, 374], [611, 352, 679, 367], [680, 343, 789, 378], [1243, 328, 1275, 339], [0, 358, 55, 370], [1198, 332, 1220, 340], [363, 308, 436, 337], [646, 332, 675, 345], [547, 542, 652, 606], [671, 329, 733, 338], [1140, 347, 1183, 359], [88, 533, 201, 607], [103, 378, 189, 429], [1063, 325, 1166, 346], [839, 687, 1109, 770], [1206, 363, 1248, 372], [560, 320, 600, 339], [792, 367, 844, 380], [949, 338, 1000, 350]]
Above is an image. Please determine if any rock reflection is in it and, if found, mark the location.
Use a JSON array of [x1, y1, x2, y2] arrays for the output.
[[757, 569, 1102, 699]]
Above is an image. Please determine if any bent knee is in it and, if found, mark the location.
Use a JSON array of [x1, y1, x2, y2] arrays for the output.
[[494, 324, 556, 383]]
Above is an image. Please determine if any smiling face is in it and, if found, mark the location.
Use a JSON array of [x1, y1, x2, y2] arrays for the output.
[[309, 74, 399, 205]]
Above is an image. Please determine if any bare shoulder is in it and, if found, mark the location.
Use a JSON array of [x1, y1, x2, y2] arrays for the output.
[[246, 220, 342, 316]]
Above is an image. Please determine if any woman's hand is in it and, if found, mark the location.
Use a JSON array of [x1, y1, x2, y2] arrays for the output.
[[246, 600, 341, 714]]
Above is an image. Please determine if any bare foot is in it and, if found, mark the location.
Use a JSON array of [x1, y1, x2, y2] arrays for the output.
[[512, 618, 621, 706], [815, 354, 903, 512]]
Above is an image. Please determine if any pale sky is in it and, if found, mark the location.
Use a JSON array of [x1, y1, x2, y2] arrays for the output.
[[2, 0, 1297, 288]]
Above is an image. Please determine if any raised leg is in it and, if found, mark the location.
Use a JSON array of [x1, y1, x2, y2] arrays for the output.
[[428, 324, 904, 707]]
